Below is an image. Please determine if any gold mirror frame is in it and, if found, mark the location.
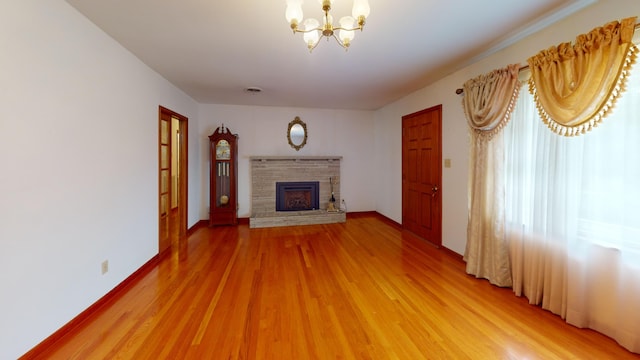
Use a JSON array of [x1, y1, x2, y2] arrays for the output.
[[287, 116, 308, 151]]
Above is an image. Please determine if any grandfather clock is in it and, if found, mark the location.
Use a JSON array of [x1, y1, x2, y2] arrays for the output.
[[209, 125, 238, 226]]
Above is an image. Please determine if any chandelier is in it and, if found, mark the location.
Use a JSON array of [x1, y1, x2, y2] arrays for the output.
[[285, 0, 371, 52]]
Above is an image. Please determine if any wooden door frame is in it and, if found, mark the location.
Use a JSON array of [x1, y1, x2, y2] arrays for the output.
[[159, 106, 188, 257]]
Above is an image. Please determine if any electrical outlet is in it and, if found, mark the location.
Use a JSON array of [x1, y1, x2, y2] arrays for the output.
[[101, 260, 109, 275]]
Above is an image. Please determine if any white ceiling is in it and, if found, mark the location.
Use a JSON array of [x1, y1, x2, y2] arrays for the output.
[[65, 0, 595, 110]]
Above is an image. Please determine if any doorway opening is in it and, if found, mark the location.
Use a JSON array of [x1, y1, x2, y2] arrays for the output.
[[159, 106, 188, 258]]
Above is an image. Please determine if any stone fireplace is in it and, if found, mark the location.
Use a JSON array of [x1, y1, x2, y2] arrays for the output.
[[249, 156, 346, 228]]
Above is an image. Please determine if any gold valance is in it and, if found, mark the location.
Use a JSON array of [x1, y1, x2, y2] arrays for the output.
[[462, 63, 521, 140], [528, 17, 637, 136]]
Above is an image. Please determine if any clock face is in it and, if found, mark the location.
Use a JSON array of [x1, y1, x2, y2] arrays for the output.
[[215, 140, 230, 160]]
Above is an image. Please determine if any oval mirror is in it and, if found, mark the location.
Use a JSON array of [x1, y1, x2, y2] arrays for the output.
[[287, 116, 307, 151]]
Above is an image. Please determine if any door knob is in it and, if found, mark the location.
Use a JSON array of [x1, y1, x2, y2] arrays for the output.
[[431, 185, 439, 197]]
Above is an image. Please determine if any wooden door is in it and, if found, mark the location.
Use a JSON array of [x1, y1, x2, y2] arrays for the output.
[[402, 105, 442, 247], [159, 106, 188, 257]]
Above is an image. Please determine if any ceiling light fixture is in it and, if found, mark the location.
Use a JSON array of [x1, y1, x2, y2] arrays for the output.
[[285, 0, 370, 52]]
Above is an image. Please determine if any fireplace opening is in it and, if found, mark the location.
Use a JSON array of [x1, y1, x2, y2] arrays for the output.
[[276, 181, 320, 211]]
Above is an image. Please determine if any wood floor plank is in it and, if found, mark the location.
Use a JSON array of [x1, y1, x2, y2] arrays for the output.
[[24, 214, 640, 359]]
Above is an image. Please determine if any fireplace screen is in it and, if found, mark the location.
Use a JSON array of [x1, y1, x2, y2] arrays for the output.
[[276, 181, 320, 211]]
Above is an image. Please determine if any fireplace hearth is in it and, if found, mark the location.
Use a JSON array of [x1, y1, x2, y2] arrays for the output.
[[276, 181, 319, 211]]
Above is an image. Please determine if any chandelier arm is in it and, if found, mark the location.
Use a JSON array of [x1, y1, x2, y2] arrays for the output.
[[331, 33, 348, 49], [293, 27, 324, 34], [293, 27, 363, 36], [332, 25, 364, 32]]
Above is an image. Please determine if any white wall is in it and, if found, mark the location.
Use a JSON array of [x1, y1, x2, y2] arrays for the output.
[[373, 0, 640, 255], [198, 105, 376, 218], [0, 1, 200, 358]]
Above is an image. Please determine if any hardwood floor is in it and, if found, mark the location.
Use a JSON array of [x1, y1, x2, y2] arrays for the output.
[[26, 213, 639, 359]]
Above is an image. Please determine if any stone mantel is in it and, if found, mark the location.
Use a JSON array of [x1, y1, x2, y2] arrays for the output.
[[249, 155, 345, 228], [250, 156, 343, 162]]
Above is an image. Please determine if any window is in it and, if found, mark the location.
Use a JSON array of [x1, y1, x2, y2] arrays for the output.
[[504, 67, 640, 262]]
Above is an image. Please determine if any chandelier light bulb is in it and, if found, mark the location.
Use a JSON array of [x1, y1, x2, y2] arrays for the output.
[[352, 0, 370, 21], [285, 0, 304, 28], [323, 13, 333, 26], [338, 16, 356, 46], [302, 18, 320, 49]]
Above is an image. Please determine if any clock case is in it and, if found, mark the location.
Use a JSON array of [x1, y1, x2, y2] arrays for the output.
[[209, 125, 238, 226]]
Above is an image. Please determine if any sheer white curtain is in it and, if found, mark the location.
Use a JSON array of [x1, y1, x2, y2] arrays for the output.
[[505, 69, 640, 353]]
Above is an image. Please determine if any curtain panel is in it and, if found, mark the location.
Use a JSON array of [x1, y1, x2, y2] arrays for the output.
[[528, 17, 638, 136], [462, 64, 520, 287]]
